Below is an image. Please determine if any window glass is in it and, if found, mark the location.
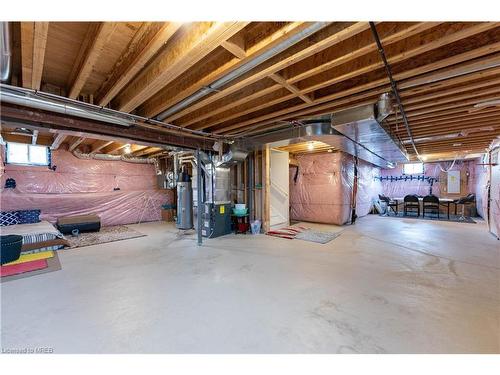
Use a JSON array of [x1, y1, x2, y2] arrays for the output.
[[29, 144, 49, 165], [403, 163, 424, 175], [6, 142, 29, 164], [6, 142, 49, 166]]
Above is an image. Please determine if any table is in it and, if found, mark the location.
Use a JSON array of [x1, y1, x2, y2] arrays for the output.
[[232, 213, 250, 234], [394, 197, 455, 219]]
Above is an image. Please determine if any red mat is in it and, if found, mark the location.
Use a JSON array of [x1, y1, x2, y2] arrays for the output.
[[266, 225, 309, 239], [1, 259, 48, 277]]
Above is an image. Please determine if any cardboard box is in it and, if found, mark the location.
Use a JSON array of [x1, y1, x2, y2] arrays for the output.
[[161, 209, 174, 222]]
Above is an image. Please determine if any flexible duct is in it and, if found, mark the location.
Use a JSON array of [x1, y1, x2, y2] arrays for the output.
[[1, 22, 11, 82], [155, 22, 329, 120], [72, 148, 157, 165]]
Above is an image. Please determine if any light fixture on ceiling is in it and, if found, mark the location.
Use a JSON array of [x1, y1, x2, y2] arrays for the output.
[[124, 144, 132, 154], [452, 143, 462, 147], [307, 142, 314, 151], [420, 155, 428, 161], [327, 148, 333, 153]]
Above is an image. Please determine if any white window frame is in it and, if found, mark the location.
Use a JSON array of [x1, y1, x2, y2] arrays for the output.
[[403, 162, 424, 175], [5, 142, 50, 166]]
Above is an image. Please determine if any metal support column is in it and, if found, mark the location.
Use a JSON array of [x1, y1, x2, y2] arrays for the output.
[[196, 148, 203, 246]]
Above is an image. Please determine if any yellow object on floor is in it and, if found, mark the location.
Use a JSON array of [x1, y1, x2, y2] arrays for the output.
[[4, 251, 54, 266]]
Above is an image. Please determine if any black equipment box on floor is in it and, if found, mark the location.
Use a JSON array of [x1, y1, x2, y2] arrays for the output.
[[201, 203, 232, 238]]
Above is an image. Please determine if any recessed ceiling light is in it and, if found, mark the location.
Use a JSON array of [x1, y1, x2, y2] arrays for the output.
[[453, 143, 462, 147], [308, 142, 314, 151]]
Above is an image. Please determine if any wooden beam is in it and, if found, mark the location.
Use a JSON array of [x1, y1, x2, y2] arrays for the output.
[[139, 22, 316, 118], [68, 137, 85, 152], [91, 140, 113, 153], [114, 22, 249, 112], [1, 103, 215, 151], [20, 22, 34, 88], [68, 22, 118, 99], [104, 142, 127, 154], [165, 22, 370, 123], [95, 22, 181, 106], [31, 129, 38, 145], [129, 146, 150, 156], [189, 23, 500, 133], [220, 33, 247, 59], [50, 133, 66, 150], [269, 73, 312, 103], [219, 42, 500, 135], [180, 23, 438, 129], [31, 22, 49, 90], [262, 144, 270, 233]]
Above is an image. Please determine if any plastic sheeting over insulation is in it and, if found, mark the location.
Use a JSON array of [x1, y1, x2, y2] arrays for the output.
[[1, 148, 173, 226], [289, 152, 382, 225]]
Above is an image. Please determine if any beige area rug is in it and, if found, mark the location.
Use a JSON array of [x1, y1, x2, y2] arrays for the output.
[[66, 225, 146, 249]]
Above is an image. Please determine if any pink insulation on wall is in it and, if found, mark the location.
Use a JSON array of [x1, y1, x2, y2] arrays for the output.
[[0, 148, 173, 226], [289, 152, 382, 225], [380, 160, 478, 198]]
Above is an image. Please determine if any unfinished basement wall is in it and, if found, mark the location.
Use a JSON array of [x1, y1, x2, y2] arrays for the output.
[[289, 152, 382, 225], [380, 160, 478, 198], [0, 147, 174, 226]]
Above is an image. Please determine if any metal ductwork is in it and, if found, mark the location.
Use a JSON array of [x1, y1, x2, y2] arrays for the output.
[[1, 85, 136, 127], [155, 22, 329, 120], [246, 95, 409, 169], [330, 94, 408, 164], [216, 146, 248, 167], [1, 22, 11, 83]]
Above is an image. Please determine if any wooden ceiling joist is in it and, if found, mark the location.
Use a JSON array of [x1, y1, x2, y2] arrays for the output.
[[68, 137, 86, 152], [164, 22, 371, 123], [50, 133, 66, 150], [179, 23, 500, 133], [217, 40, 500, 136], [114, 22, 249, 113], [139, 22, 318, 118], [90, 140, 114, 153], [95, 22, 181, 106], [31, 129, 39, 145], [10, 21, 500, 160], [20, 22, 49, 90], [68, 22, 118, 99]]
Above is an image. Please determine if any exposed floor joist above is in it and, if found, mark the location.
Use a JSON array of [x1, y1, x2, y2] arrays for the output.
[[3, 21, 500, 161]]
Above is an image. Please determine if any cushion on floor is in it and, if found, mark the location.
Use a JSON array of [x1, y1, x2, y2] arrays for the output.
[[0, 211, 20, 227], [16, 209, 41, 224]]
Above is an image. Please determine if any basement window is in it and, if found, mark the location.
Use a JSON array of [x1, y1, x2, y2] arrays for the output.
[[5, 142, 50, 166], [403, 162, 424, 175]]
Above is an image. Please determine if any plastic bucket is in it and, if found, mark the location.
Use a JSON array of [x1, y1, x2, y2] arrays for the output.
[[250, 220, 261, 235], [235, 203, 246, 210]]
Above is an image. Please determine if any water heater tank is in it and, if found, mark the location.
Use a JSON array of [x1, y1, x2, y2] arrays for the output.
[[176, 171, 193, 230]]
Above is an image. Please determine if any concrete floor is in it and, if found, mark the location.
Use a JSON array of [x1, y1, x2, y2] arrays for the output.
[[1, 215, 499, 353]]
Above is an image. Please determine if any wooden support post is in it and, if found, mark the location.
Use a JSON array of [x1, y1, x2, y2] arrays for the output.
[[262, 144, 270, 233]]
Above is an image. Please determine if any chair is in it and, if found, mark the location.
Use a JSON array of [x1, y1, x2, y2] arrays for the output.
[[453, 194, 476, 221], [423, 194, 440, 219], [403, 194, 420, 217], [378, 194, 399, 216]]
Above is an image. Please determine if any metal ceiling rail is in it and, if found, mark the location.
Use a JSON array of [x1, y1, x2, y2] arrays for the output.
[[0, 84, 229, 140], [369, 22, 421, 161]]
